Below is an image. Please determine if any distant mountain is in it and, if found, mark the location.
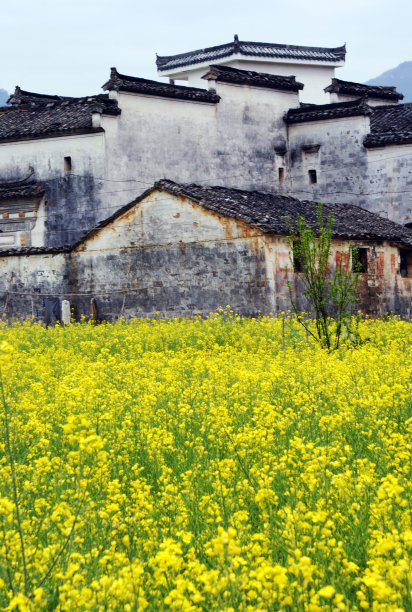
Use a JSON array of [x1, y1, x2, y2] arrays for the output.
[[0, 89, 8, 106], [366, 61, 412, 103]]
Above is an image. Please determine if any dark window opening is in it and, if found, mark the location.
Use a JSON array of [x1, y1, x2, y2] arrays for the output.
[[278, 167, 285, 182], [308, 169, 317, 184], [400, 248, 412, 278], [353, 247, 368, 273], [64, 156, 72, 173], [293, 242, 303, 273]]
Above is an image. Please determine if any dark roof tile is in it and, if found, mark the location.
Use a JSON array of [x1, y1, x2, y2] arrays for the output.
[[157, 37, 346, 71], [153, 181, 412, 246], [202, 65, 303, 92], [324, 78, 403, 101], [364, 103, 412, 147], [0, 89, 120, 143], [102, 68, 220, 103], [285, 98, 372, 124], [78, 180, 412, 248], [0, 246, 71, 256], [7, 86, 75, 106]]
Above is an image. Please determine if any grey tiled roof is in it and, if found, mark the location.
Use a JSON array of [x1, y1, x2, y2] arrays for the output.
[[78, 180, 412, 248], [285, 96, 412, 149], [285, 98, 372, 124], [157, 37, 346, 72], [0, 180, 45, 200], [7, 87, 75, 106], [202, 65, 303, 92], [0, 90, 120, 143], [324, 78, 403, 101], [364, 103, 412, 148], [102, 68, 220, 103]]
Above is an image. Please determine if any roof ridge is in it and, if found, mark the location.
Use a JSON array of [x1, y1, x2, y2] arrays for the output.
[[330, 77, 397, 91], [78, 179, 412, 249], [202, 64, 304, 92], [0, 93, 120, 143], [156, 42, 235, 67], [102, 68, 220, 104], [324, 78, 403, 100], [105, 67, 216, 93], [157, 38, 346, 72], [8, 90, 115, 110], [288, 97, 369, 113], [239, 40, 346, 53]]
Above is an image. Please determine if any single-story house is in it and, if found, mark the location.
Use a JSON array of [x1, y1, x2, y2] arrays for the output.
[[1, 180, 411, 321]]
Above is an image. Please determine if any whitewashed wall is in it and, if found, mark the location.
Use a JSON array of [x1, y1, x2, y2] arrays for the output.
[[287, 115, 371, 209], [287, 115, 412, 225], [103, 83, 299, 196], [0, 132, 107, 246], [365, 144, 412, 225], [160, 58, 340, 104]]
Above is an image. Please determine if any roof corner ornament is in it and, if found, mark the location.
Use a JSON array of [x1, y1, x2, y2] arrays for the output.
[[7, 86, 23, 106], [233, 34, 240, 52]]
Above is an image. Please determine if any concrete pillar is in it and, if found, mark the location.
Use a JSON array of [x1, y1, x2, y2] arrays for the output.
[[61, 300, 71, 324]]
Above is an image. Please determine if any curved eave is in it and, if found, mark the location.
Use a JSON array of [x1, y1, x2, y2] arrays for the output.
[[0, 127, 105, 145], [157, 54, 345, 78], [364, 133, 412, 149], [113, 86, 219, 104]]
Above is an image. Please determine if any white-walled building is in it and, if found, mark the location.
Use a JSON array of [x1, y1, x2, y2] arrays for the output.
[[156, 36, 346, 104], [0, 37, 411, 319]]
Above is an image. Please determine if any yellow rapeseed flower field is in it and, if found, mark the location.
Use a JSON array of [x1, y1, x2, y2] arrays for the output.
[[0, 313, 411, 611]]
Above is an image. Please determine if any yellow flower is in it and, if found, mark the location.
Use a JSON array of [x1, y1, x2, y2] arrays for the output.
[[318, 585, 335, 599]]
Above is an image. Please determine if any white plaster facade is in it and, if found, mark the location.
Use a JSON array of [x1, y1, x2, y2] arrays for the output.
[[287, 115, 412, 226], [167, 59, 339, 104], [0, 37, 411, 258]]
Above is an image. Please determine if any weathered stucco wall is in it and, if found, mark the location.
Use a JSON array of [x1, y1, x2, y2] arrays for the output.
[[0, 83, 298, 250], [0, 133, 107, 246], [287, 116, 371, 209], [71, 191, 271, 318], [0, 252, 69, 320], [0, 191, 410, 322], [287, 117, 412, 226], [104, 84, 297, 196], [365, 144, 412, 225], [211, 82, 297, 193]]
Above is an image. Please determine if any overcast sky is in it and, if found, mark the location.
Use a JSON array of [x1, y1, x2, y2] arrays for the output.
[[1, 0, 411, 97]]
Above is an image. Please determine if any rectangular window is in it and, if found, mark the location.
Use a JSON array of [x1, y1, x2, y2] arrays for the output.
[[353, 247, 368, 273], [278, 167, 285, 182], [308, 169, 317, 184], [64, 156, 72, 173], [400, 248, 412, 278]]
